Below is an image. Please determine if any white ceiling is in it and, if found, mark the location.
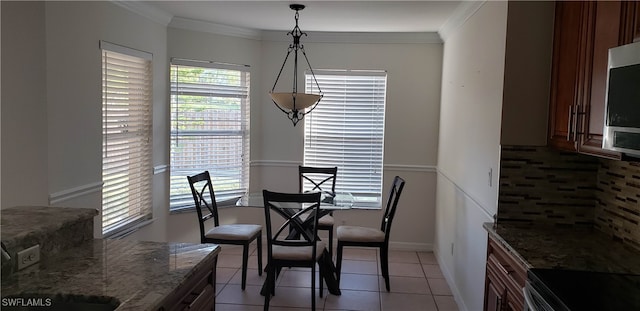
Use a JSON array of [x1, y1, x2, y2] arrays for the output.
[[143, 1, 463, 33]]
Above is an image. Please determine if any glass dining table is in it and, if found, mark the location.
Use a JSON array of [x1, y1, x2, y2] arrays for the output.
[[235, 192, 354, 295]]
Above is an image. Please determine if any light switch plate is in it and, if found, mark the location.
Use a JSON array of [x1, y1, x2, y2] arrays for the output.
[[17, 244, 40, 270]]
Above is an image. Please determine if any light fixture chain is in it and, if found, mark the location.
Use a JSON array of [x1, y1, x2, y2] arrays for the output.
[[269, 3, 322, 126]]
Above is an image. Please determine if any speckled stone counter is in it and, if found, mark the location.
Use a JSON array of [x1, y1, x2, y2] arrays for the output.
[[484, 222, 640, 274], [1, 206, 98, 276], [1, 206, 97, 247], [1, 239, 220, 310]]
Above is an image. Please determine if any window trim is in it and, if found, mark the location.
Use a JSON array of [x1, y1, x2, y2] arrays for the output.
[[169, 58, 251, 212], [304, 69, 387, 208], [100, 40, 153, 237]]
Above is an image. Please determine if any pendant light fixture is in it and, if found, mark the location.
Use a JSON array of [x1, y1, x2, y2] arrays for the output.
[[269, 4, 323, 126]]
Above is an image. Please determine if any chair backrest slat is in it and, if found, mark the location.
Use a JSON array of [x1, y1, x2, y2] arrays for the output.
[[187, 171, 220, 243], [263, 190, 322, 250], [380, 176, 406, 243], [299, 166, 337, 198]]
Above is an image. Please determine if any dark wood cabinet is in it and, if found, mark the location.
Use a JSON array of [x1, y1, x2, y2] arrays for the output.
[[548, 1, 588, 152], [484, 236, 526, 311], [485, 267, 506, 311], [158, 255, 218, 311], [548, 1, 639, 159]]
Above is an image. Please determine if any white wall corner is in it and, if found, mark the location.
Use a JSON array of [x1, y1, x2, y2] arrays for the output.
[[110, 0, 173, 26], [438, 0, 486, 42], [433, 247, 470, 311]]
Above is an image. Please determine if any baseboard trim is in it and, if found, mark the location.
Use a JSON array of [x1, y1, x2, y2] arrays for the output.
[[389, 241, 432, 252], [434, 247, 469, 311]]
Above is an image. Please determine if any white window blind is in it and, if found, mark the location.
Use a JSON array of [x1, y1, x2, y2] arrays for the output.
[[169, 59, 250, 211], [304, 70, 387, 207], [101, 41, 153, 236]]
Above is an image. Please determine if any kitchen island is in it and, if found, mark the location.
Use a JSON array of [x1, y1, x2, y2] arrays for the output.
[[1, 239, 220, 310]]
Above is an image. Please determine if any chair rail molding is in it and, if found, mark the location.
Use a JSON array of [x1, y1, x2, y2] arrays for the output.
[[49, 181, 104, 205], [384, 164, 436, 172], [436, 167, 494, 219], [250, 160, 301, 167], [154, 164, 169, 175]]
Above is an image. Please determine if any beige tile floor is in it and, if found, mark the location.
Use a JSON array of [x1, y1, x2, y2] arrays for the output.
[[214, 245, 459, 311]]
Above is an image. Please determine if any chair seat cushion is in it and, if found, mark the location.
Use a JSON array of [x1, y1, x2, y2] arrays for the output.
[[205, 224, 262, 240], [318, 215, 334, 227], [337, 225, 385, 243], [273, 241, 326, 261], [301, 213, 334, 227]]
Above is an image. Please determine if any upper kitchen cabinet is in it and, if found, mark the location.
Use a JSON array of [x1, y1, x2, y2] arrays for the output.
[[548, 0, 639, 159], [548, 1, 586, 153]]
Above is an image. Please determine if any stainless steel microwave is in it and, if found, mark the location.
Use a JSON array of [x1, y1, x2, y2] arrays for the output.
[[602, 41, 640, 157]]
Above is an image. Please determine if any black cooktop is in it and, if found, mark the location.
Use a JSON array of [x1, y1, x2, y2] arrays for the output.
[[528, 268, 640, 311]]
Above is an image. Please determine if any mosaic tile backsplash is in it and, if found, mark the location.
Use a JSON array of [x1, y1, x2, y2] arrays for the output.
[[595, 159, 640, 250], [498, 146, 599, 226], [498, 145, 640, 251]]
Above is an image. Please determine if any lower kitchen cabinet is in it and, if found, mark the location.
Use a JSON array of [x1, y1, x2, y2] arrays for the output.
[[158, 255, 218, 310], [484, 236, 527, 311]]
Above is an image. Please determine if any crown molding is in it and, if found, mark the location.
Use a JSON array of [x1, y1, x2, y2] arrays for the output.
[[262, 30, 442, 44], [169, 17, 263, 40], [438, 0, 486, 42], [111, 1, 173, 26], [112, 1, 443, 44]]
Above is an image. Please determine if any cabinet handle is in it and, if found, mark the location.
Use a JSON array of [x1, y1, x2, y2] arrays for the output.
[[496, 296, 503, 311], [567, 104, 574, 141], [574, 104, 586, 141], [572, 104, 579, 141], [496, 261, 511, 276]]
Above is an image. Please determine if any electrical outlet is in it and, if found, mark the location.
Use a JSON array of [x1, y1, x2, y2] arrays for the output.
[[488, 168, 493, 187], [451, 243, 454, 256], [17, 245, 40, 270]]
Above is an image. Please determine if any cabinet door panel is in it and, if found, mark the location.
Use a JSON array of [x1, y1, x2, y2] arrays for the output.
[[579, 1, 623, 159], [485, 268, 506, 311], [635, 3, 640, 41], [549, 1, 585, 151], [621, 1, 640, 43]]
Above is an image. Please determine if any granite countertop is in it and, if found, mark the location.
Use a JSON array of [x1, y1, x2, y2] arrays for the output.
[[1, 239, 221, 310], [1, 206, 97, 248], [484, 222, 640, 275]]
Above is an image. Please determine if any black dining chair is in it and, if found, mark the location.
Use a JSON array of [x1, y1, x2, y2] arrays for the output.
[[187, 171, 262, 290], [299, 166, 337, 257], [335, 176, 406, 291], [262, 190, 325, 311]]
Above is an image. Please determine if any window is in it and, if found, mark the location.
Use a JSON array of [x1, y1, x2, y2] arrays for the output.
[[304, 70, 387, 207], [169, 59, 250, 211], [101, 41, 153, 236]]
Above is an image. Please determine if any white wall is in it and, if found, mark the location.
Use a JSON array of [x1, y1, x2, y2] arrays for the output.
[[153, 28, 443, 250], [1, 1, 49, 208], [1, 2, 169, 238], [435, 2, 508, 311], [2, 1, 443, 251]]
